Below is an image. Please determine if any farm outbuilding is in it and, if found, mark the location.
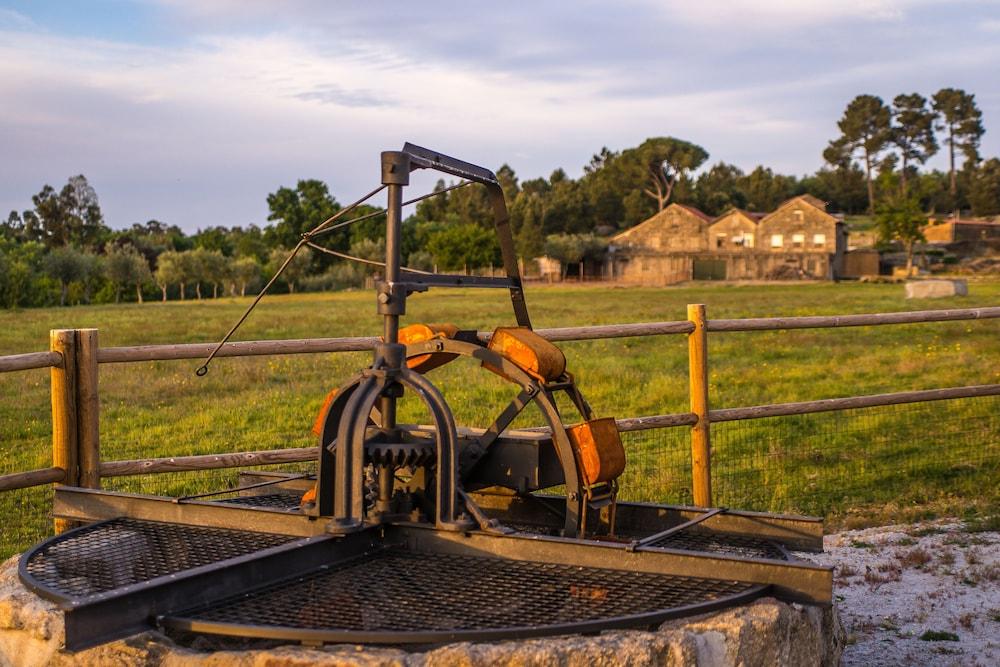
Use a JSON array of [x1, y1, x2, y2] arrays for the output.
[[606, 195, 847, 284]]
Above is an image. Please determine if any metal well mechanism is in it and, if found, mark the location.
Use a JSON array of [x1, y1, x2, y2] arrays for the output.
[[20, 145, 833, 652]]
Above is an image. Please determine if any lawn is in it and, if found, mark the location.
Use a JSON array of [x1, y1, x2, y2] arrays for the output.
[[1, 280, 999, 558]]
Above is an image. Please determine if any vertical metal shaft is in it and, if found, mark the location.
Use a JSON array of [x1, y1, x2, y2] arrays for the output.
[[383, 180, 403, 347], [377, 151, 410, 436]]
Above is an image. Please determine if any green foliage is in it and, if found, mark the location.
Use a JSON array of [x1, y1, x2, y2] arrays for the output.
[[875, 194, 926, 274], [892, 93, 938, 192], [105, 245, 152, 303], [828, 94, 893, 212], [426, 224, 499, 270], [968, 158, 1000, 217], [265, 180, 341, 249], [266, 246, 313, 294]]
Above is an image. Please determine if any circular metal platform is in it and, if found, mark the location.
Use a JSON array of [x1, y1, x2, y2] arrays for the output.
[[159, 548, 767, 645]]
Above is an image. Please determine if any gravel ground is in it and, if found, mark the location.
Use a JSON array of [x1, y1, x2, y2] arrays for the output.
[[806, 520, 999, 666]]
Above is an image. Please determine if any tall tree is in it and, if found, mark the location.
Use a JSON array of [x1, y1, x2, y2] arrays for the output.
[[617, 138, 709, 212], [828, 95, 892, 213], [30, 176, 108, 248], [891, 93, 938, 194], [932, 88, 985, 198], [265, 180, 341, 249]]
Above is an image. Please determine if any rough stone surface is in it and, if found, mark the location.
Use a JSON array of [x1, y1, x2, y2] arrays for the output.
[[1, 554, 841, 666], [904, 279, 968, 298]]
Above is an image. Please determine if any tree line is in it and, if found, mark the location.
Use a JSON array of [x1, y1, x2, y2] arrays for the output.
[[2, 87, 997, 308]]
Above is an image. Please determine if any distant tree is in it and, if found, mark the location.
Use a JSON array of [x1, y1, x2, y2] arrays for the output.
[[43, 247, 97, 305], [30, 175, 108, 249], [266, 246, 313, 293], [875, 194, 925, 276], [617, 138, 709, 212], [827, 95, 892, 213], [266, 180, 341, 249], [154, 250, 185, 301], [739, 166, 798, 211], [426, 224, 499, 271], [932, 88, 985, 199], [542, 172, 591, 235], [512, 193, 545, 260], [891, 93, 938, 194], [543, 234, 584, 280], [196, 248, 229, 298], [695, 162, 747, 215], [229, 256, 261, 297], [105, 245, 152, 303], [968, 158, 1000, 217]]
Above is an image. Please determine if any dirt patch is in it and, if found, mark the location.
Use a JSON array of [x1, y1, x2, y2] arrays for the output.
[[806, 520, 999, 666]]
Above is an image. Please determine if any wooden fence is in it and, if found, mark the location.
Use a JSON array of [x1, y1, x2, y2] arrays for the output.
[[2, 305, 1000, 528]]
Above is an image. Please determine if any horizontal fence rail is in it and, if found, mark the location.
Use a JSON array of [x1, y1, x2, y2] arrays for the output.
[[0, 467, 65, 492], [706, 306, 1000, 332], [0, 351, 62, 373]]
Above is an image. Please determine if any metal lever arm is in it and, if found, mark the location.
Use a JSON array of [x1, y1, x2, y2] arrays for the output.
[[401, 143, 531, 329]]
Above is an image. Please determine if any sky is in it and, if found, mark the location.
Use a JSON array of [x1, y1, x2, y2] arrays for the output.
[[2, 0, 999, 233]]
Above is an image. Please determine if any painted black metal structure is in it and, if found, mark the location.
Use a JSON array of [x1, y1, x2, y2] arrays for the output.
[[19, 145, 834, 652]]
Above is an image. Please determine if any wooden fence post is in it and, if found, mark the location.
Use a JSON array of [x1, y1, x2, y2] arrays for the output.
[[76, 329, 100, 489], [50, 329, 78, 533], [687, 304, 712, 507]]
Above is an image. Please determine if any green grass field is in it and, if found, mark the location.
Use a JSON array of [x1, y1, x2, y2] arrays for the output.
[[2, 280, 999, 558]]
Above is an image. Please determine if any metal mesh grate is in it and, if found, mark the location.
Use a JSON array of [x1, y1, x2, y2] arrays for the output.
[[177, 548, 758, 633], [644, 531, 786, 560], [217, 494, 303, 511], [23, 518, 296, 598]]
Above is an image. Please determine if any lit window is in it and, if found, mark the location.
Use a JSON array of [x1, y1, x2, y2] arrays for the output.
[[813, 234, 826, 247], [771, 234, 783, 248], [792, 233, 805, 247], [745, 233, 755, 248]]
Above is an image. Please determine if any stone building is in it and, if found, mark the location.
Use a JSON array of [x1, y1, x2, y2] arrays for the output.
[[607, 195, 846, 284]]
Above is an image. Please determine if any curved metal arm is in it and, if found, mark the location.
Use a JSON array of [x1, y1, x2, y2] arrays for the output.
[[401, 143, 531, 329]]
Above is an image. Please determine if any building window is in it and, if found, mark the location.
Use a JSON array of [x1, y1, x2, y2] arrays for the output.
[[771, 234, 783, 248], [794, 210, 804, 221], [745, 233, 755, 248], [732, 233, 744, 247], [813, 233, 826, 248], [716, 234, 726, 249], [792, 233, 805, 248]]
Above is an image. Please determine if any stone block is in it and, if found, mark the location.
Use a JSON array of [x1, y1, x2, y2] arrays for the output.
[[905, 279, 968, 299]]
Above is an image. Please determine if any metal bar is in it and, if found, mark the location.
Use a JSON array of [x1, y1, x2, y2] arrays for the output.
[[633, 507, 727, 548], [53, 487, 329, 537], [398, 273, 514, 289], [174, 473, 311, 502], [469, 492, 825, 552], [0, 466, 65, 492], [0, 350, 62, 373], [687, 305, 712, 507], [392, 525, 833, 605], [706, 306, 1000, 332]]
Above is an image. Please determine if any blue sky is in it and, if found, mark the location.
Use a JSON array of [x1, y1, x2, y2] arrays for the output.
[[2, 1, 999, 232]]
